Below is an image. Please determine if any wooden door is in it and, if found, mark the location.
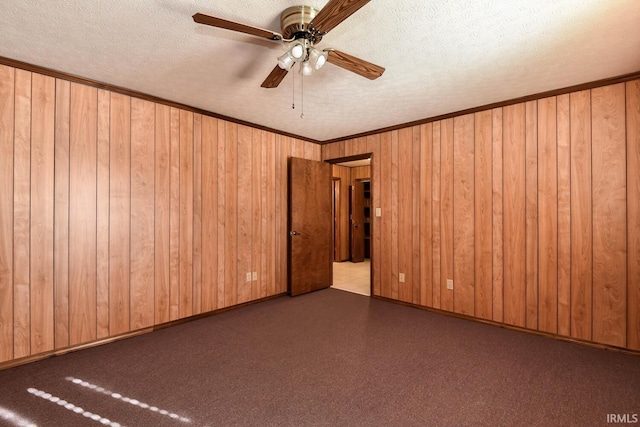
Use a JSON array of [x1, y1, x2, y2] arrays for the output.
[[289, 157, 332, 296], [350, 180, 365, 262]]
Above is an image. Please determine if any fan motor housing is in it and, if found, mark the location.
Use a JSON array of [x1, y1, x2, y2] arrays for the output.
[[281, 5, 322, 42]]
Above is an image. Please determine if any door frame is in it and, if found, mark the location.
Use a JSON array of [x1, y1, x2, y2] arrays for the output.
[[325, 153, 374, 296]]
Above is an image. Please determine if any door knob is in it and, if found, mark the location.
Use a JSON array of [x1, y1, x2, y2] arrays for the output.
[[289, 231, 300, 236]]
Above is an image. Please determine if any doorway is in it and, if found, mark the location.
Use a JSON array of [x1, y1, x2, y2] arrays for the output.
[[327, 154, 373, 296]]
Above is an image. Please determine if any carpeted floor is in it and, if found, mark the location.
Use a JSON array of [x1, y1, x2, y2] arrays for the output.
[[0, 288, 638, 426]]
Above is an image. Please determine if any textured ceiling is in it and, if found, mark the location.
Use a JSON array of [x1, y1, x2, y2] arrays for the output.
[[1, 0, 639, 142]]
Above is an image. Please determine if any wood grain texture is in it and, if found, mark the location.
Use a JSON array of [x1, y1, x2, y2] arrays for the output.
[[368, 134, 381, 296], [237, 125, 252, 304], [556, 94, 571, 337], [169, 108, 180, 319], [54, 78, 70, 349], [412, 127, 421, 304], [30, 73, 55, 354], [419, 124, 433, 307], [252, 129, 262, 300], [217, 120, 226, 308], [432, 122, 442, 309], [69, 83, 97, 345], [440, 118, 454, 312], [155, 104, 171, 324], [475, 110, 492, 320], [331, 164, 351, 261], [279, 136, 291, 294], [398, 127, 412, 302], [380, 132, 392, 299], [390, 130, 399, 300], [591, 84, 627, 347], [538, 97, 558, 334], [267, 132, 276, 296], [453, 114, 475, 316], [225, 122, 238, 306], [13, 69, 31, 357], [130, 98, 155, 329], [201, 116, 218, 312], [109, 92, 131, 335], [179, 110, 194, 317], [503, 103, 526, 327], [569, 90, 592, 341], [0, 65, 14, 362], [627, 79, 640, 350], [525, 100, 538, 330], [193, 114, 202, 315], [96, 89, 110, 339], [259, 130, 268, 298], [492, 108, 504, 323]]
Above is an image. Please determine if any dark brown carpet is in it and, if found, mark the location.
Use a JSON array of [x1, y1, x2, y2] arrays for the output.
[[0, 288, 638, 426]]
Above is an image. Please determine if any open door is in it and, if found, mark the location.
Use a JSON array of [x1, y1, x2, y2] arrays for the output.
[[288, 157, 332, 296], [350, 180, 365, 263]]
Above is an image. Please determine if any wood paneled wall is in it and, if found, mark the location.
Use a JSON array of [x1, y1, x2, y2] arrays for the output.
[[0, 64, 320, 364], [322, 80, 640, 351]]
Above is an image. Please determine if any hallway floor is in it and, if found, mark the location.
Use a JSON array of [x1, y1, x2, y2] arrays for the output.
[[331, 259, 370, 296]]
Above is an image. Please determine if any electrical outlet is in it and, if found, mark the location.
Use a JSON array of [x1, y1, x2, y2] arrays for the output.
[[252, 272, 258, 281], [447, 279, 453, 290], [399, 273, 405, 283], [246, 272, 252, 282]]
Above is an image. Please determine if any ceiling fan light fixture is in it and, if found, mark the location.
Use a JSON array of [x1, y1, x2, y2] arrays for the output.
[[300, 60, 314, 76], [308, 48, 328, 70], [277, 52, 295, 70], [289, 40, 306, 60]]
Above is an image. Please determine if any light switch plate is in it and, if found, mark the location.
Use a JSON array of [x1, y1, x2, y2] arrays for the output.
[[447, 279, 453, 290], [252, 272, 257, 281], [375, 207, 382, 217], [246, 272, 252, 282], [399, 273, 405, 283]]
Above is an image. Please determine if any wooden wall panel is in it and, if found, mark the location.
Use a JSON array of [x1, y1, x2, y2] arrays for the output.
[[368, 134, 381, 297], [69, 83, 97, 345], [130, 99, 155, 329], [109, 93, 131, 335], [30, 73, 55, 354], [592, 84, 627, 347], [453, 114, 475, 315], [155, 104, 171, 324], [556, 94, 571, 337], [538, 97, 558, 334], [193, 114, 202, 315], [331, 164, 351, 262], [237, 125, 252, 304], [201, 116, 218, 312], [419, 124, 433, 307], [391, 131, 399, 300], [14, 69, 31, 357], [432, 122, 442, 309], [569, 90, 592, 341], [627, 80, 640, 350], [251, 129, 262, 300], [398, 127, 412, 302], [54, 79, 70, 349], [169, 108, 180, 320], [225, 122, 238, 306], [440, 118, 454, 312], [412, 127, 421, 304], [267, 132, 276, 296], [179, 110, 193, 317], [380, 132, 392, 299], [96, 89, 110, 339], [525, 100, 538, 330], [0, 65, 14, 362], [217, 120, 226, 308], [491, 108, 504, 323], [503, 103, 526, 327], [475, 110, 492, 320]]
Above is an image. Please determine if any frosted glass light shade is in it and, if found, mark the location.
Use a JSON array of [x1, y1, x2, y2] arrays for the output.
[[277, 52, 294, 70]]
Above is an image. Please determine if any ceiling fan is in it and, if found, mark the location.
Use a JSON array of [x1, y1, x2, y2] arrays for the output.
[[192, 0, 385, 88]]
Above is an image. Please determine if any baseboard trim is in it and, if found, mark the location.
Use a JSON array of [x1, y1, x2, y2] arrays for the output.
[[0, 292, 287, 371], [371, 295, 640, 357]]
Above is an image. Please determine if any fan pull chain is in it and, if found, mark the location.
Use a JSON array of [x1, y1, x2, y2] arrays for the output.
[[291, 70, 295, 110], [300, 64, 304, 119]]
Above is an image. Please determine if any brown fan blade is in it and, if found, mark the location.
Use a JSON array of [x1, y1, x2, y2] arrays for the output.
[[326, 50, 385, 80], [261, 65, 289, 88], [310, 0, 371, 34], [193, 13, 282, 41]]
